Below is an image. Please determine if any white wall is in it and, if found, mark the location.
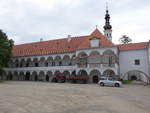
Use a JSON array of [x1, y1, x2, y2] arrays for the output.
[[148, 42, 150, 76], [119, 49, 149, 77], [90, 38, 99, 47]]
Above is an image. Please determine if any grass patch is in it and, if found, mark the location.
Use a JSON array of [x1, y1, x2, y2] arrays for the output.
[[122, 80, 132, 84], [0, 80, 5, 83]]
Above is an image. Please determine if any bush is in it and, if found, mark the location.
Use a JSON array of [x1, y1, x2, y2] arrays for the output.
[[122, 80, 132, 84]]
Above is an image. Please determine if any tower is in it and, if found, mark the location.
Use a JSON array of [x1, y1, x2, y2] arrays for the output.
[[103, 5, 112, 41]]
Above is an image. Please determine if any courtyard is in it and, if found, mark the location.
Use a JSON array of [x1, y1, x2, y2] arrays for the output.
[[0, 81, 150, 113]]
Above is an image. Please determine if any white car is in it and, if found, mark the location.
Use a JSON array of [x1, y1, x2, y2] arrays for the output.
[[98, 77, 122, 87]]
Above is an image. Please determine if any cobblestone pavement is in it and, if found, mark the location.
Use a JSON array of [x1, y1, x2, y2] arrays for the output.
[[0, 81, 150, 113]]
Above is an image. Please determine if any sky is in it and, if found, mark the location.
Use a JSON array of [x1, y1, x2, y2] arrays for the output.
[[0, 0, 150, 45]]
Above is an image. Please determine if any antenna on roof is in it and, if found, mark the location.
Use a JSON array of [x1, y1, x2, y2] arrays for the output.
[[40, 38, 43, 42]]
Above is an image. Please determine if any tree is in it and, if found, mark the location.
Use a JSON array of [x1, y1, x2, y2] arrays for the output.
[[119, 35, 132, 44], [0, 30, 14, 76]]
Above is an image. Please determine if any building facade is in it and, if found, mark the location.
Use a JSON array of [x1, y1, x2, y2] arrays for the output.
[[2, 9, 150, 83]]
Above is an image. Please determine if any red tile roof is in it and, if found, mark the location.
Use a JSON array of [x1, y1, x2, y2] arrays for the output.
[[118, 42, 148, 51], [12, 29, 114, 57], [12, 29, 149, 57]]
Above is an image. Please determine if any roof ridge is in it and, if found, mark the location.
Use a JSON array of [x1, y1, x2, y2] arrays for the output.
[[14, 35, 90, 46], [117, 41, 148, 46]]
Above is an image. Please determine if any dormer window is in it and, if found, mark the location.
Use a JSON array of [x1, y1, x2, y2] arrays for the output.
[[90, 37, 100, 48]]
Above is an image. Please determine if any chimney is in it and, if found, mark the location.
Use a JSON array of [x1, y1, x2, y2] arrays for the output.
[[40, 38, 43, 42], [67, 35, 71, 42]]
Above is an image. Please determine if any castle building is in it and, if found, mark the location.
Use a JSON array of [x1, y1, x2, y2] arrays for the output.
[[2, 9, 150, 83]]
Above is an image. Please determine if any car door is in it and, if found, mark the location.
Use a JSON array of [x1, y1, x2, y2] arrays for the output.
[[104, 78, 110, 86], [107, 78, 114, 86]]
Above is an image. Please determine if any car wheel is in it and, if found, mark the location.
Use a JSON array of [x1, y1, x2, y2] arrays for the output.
[[100, 82, 104, 86], [115, 83, 120, 87]]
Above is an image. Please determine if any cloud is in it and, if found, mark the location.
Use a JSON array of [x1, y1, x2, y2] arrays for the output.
[[0, 0, 149, 45]]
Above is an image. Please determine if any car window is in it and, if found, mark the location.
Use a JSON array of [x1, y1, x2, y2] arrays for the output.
[[100, 78, 106, 80], [108, 78, 113, 81]]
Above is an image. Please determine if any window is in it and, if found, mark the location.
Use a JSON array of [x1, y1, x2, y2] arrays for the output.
[[35, 62, 39, 67], [135, 59, 140, 65], [20, 63, 23, 67], [108, 78, 113, 81], [52, 62, 55, 66], [16, 63, 19, 67], [26, 63, 29, 67], [45, 62, 48, 67], [59, 61, 62, 66], [100, 77, 107, 80]]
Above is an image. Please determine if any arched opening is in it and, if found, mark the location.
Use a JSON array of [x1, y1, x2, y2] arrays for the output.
[[61, 71, 70, 82], [51, 71, 61, 82], [14, 71, 19, 80], [77, 70, 88, 83], [32, 71, 38, 81], [39, 57, 46, 67], [123, 70, 150, 84], [78, 70, 88, 76], [46, 75, 49, 81], [25, 72, 30, 81], [90, 70, 101, 83], [46, 71, 52, 82], [103, 69, 115, 77], [93, 76, 99, 83], [35, 75, 38, 81], [54, 71, 61, 76], [46, 57, 53, 66], [19, 71, 24, 81], [89, 51, 100, 56], [26, 58, 32, 67], [77, 52, 88, 68], [89, 51, 101, 68], [62, 55, 71, 66], [71, 55, 76, 66], [14, 59, 19, 67], [33, 58, 39, 67], [63, 71, 70, 76], [103, 50, 116, 67], [8, 60, 13, 68], [131, 76, 137, 80], [7, 72, 13, 80], [20, 59, 26, 67], [71, 71, 76, 76], [54, 56, 62, 66], [39, 71, 45, 81]]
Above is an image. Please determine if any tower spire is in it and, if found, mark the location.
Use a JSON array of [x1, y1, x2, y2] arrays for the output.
[[103, 3, 112, 41], [106, 2, 108, 11]]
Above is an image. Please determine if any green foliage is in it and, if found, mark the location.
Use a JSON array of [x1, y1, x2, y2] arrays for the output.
[[122, 80, 132, 84], [0, 29, 14, 72], [119, 35, 132, 44]]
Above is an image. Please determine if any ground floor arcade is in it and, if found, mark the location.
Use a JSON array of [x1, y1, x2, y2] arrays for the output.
[[2, 69, 117, 83]]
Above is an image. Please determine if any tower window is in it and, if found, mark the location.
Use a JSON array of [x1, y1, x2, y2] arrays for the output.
[[135, 59, 140, 65]]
